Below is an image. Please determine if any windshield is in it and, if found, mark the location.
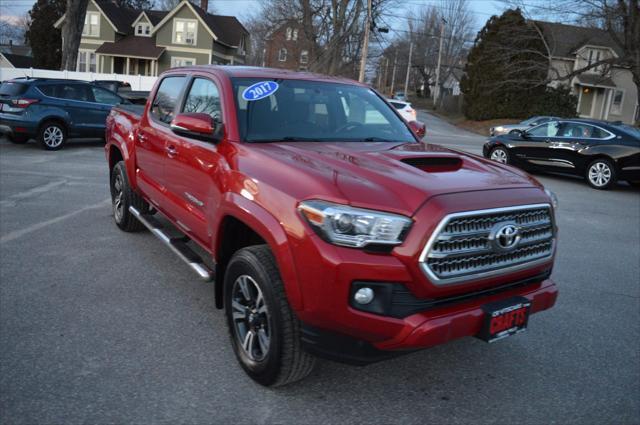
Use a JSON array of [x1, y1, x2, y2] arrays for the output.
[[231, 78, 416, 143]]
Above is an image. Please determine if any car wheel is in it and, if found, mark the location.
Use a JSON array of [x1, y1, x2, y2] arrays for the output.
[[490, 146, 509, 164], [8, 134, 28, 144], [110, 161, 149, 232], [585, 158, 617, 190], [224, 245, 315, 387], [38, 121, 67, 150]]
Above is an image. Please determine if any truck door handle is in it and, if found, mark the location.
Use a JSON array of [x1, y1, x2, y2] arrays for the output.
[[166, 145, 178, 156], [138, 133, 147, 142]]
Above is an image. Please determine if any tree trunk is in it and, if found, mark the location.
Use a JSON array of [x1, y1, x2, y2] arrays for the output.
[[60, 0, 89, 70]]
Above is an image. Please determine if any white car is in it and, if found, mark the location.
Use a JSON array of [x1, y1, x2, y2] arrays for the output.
[[387, 99, 417, 122]]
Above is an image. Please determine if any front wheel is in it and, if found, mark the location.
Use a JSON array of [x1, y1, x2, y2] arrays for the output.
[[489, 146, 510, 164], [224, 245, 315, 387], [585, 158, 616, 190]]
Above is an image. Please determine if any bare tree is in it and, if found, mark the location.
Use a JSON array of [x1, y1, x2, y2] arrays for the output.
[[244, 0, 397, 79], [504, 0, 640, 121], [60, 0, 89, 70]]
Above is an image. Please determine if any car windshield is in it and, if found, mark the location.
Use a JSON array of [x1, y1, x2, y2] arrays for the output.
[[231, 78, 416, 143]]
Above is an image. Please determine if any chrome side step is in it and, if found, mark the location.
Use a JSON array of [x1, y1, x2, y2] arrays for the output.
[[129, 206, 213, 281]]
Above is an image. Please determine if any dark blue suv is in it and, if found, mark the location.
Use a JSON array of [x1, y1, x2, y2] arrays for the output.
[[0, 78, 128, 150]]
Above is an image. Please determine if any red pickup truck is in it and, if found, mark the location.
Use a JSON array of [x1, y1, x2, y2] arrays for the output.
[[105, 66, 559, 387]]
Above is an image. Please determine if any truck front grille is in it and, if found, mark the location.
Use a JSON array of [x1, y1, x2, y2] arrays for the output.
[[419, 204, 555, 285]]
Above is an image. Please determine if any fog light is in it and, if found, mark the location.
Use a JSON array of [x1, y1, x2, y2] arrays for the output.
[[354, 287, 375, 305]]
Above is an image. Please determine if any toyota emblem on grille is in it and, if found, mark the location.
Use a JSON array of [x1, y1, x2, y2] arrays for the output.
[[490, 222, 521, 251]]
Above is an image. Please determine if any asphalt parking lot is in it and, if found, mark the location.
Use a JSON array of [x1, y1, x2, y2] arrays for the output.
[[1, 113, 639, 424]]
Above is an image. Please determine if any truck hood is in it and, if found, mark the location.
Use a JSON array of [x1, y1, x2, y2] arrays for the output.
[[247, 141, 540, 216]]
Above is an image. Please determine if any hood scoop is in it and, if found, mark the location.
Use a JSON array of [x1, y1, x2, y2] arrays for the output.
[[401, 156, 463, 173]]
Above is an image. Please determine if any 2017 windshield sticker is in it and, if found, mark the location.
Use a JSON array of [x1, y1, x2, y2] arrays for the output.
[[242, 81, 279, 101]]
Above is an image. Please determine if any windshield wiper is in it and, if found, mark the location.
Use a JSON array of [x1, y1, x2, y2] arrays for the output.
[[359, 137, 408, 143], [247, 136, 325, 143]]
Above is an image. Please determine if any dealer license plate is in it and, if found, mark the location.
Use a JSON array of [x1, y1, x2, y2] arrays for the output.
[[477, 297, 531, 343]]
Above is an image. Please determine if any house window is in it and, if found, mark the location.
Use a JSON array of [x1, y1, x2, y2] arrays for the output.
[[293, 29, 298, 41], [286, 27, 292, 40], [137, 24, 151, 36], [278, 48, 287, 62], [77, 50, 96, 72], [610, 89, 624, 115], [82, 12, 100, 37], [300, 50, 308, 64], [171, 57, 196, 68], [174, 19, 197, 45]]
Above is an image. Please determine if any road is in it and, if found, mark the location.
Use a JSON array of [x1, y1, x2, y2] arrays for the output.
[[1, 113, 639, 424]]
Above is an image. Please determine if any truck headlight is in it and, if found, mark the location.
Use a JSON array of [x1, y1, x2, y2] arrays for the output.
[[298, 200, 412, 248], [544, 189, 559, 210]]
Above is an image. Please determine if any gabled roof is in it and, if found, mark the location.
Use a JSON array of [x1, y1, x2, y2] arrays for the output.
[[533, 21, 623, 58], [150, 0, 247, 47], [54, 0, 248, 47], [0, 52, 35, 68], [95, 35, 165, 59]]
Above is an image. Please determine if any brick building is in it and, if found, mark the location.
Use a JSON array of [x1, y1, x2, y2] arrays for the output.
[[263, 21, 312, 71]]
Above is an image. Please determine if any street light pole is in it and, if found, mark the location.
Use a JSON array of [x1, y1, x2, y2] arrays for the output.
[[403, 41, 413, 100], [434, 18, 446, 106], [358, 0, 373, 83]]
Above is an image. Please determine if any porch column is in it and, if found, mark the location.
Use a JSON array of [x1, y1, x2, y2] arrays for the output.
[[126, 57, 130, 75], [576, 86, 583, 115], [110, 56, 114, 73]]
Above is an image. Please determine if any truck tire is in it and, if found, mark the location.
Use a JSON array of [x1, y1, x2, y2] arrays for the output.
[[38, 120, 67, 150], [224, 245, 316, 387], [110, 161, 149, 232]]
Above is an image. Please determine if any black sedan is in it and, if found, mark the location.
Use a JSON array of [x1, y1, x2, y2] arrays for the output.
[[483, 118, 640, 189]]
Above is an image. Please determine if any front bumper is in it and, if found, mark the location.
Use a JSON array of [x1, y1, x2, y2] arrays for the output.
[[301, 278, 557, 364]]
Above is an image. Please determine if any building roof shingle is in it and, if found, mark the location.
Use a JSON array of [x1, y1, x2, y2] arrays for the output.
[[95, 35, 165, 59], [533, 21, 623, 58], [1, 53, 35, 68]]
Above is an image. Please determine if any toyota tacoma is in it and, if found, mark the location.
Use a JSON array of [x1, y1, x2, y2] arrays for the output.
[[105, 66, 559, 387]]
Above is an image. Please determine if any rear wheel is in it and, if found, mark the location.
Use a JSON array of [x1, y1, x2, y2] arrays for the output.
[[586, 158, 616, 190], [224, 245, 315, 387], [110, 161, 149, 232], [38, 121, 67, 150], [489, 146, 509, 164]]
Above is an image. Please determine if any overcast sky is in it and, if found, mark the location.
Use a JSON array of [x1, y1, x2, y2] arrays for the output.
[[0, 0, 506, 36]]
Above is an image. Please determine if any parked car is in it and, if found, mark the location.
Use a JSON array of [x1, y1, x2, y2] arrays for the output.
[[105, 65, 559, 387], [93, 80, 149, 105], [393, 91, 406, 101], [490, 116, 559, 136], [387, 98, 417, 122], [0, 78, 127, 150], [484, 118, 640, 189]]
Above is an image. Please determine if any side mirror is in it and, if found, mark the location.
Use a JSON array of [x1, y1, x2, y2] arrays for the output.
[[170, 113, 219, 142], [408, 120, 426, 139]]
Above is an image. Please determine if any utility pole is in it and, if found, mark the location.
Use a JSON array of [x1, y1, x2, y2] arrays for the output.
[[383, 57, 389, 92], [358, 0, 373, 82], [390, 50, 398, 96], [403, 41, 413, 100], [434, 18, 446, 107]]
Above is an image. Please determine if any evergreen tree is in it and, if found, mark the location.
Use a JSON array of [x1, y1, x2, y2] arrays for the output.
[[25, 0, 66, 70], [460, 9, 549, 120]]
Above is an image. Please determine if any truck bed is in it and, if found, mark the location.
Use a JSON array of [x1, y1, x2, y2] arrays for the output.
[[116, 103, 145, 117]]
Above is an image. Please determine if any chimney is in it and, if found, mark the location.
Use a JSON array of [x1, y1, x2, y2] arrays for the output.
[[200, 0, 208, 12]]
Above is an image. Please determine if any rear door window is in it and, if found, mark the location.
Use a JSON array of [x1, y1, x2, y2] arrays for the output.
[[151, 76, 187, 124], [0, 81, 28, 96], [59, 84, 95, 102]]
